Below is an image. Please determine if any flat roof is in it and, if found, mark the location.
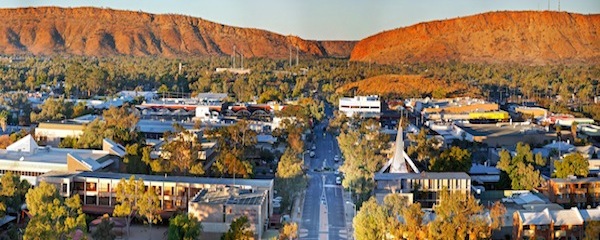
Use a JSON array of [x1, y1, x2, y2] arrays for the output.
[[193, 189, 267, 205], [457, 123, 546, 137], [550, 177, 600, 184], [375, 172, 470, 181], [74, 171, 274, 188], [0, 148, 108, 165]]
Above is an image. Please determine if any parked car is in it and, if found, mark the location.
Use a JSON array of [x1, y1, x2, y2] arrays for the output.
[[334, 155, 340, 162], [335, 177, 342, 185]]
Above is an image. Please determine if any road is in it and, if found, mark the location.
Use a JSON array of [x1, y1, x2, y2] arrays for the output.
[[300, 104, 348, 240]]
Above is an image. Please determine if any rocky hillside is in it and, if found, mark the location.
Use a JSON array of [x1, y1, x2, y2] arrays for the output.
[[0, 7, 355, 58], [337, 74, 480, 97], [350, 11, 600, 65]]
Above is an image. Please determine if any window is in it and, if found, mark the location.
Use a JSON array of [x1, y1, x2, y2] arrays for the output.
[[62, 183, 68, 194], [523, 225, 531, 230]]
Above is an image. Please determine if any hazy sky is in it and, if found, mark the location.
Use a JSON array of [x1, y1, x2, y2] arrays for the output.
[[3, 0, 599, 40]]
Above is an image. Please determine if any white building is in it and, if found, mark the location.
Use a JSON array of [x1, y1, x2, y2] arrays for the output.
[[338, 95, 381, 118], [0, 135, 124, 184]]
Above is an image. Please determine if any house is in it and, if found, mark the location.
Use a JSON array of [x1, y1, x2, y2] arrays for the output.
[[540, 177, 600, 208], [513, 208, 586, 240]]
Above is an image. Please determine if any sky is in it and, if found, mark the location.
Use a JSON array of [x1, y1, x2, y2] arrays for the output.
[[3, 0, 599, 40]]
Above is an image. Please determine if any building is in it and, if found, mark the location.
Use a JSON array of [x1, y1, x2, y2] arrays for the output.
[[188, 187, 269, 239], [35, 121, 85, 146], [540, 176, 600, 208], [338, 95, 381, 118], [374, 172, 471, 208], [37, 171, 273, 239], [0, 135, 124, 184], [513, 207, 588, 240], [410, 97, 499, 121]]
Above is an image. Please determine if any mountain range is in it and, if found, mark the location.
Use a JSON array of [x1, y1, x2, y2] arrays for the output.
[[0, 8, 598, 65]]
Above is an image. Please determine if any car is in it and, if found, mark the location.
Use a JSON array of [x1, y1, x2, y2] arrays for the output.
[[335, 177, 342, 185], [309, 151, 315, 158], [334, 155, 340, 162], [311, 145, 316, 150]]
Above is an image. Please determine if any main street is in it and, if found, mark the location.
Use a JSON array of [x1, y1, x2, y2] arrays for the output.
[[300, 104, 348, 240]]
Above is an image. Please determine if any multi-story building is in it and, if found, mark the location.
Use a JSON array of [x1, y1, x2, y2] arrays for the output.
[[0, 135, 124, 184], [38, 171, 274, 238], [540, 177, 600, 208], [512, 207, 596, 240], [338, 95, 381, 118], [188, 187, 269, 239], [374, 172, 471, 208]]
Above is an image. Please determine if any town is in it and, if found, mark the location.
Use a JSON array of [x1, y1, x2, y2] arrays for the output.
[[0, 2, 599, 240]]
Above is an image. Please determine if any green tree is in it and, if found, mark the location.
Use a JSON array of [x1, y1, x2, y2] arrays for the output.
[[30, 98, 74, 123], [168, 214, 203, 240], [0, 110, 9, 132], [554, 152, 589, 178], [407, 128, 441, 168], [221, 216, 254, 240], [24, 182, 87, 240], [0, 172, 31, 218], [429, 146, 472, 172], [74, 105, 141, 149], [92, 214, 116, 240], [208, 121, 256, 178], [584, 220, 600, 240], [274, 149, 306, 212], [124, 143, 150, 174], [158, 84, 170, 95], [138, 188, 162, 239], [353, 197, 389, 240], [496, 142, 545, 190], [279, 222, 298, 240], [113, 176, 146, 235], [154, 124, 205, 175], [428, 190, 504, 240], [338, 120, 389, 205]]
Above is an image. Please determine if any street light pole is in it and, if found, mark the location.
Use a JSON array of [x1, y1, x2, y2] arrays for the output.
[[346, 200, 357, 240]]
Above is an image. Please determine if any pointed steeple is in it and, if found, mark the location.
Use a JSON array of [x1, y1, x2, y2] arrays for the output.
[[390, 120, 408, 173]]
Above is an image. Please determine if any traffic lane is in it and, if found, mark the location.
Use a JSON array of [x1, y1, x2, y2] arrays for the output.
[[301, 172, 322, 239], [326, 178, 346, 240]]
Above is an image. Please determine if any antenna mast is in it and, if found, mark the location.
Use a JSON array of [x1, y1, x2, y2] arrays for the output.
[[289, 46, 292, 68], [295, 46, 299, 66]]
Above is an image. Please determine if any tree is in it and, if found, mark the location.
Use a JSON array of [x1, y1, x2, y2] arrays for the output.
[[584, 220, 600, 240], [113, 176, 146, 235], [154, 124, 205, 176], [274, 149, 306, 212], [124, 143, 150, 174], [73, 105, 141, 149], [30, 98, 74, 123], [407, 128, 441, 168], [428, 190, 504, 240], [137, 188, 162, 239], [338, 120, 389, 205], [279, 222, 298, 240], [353, 197, 389, 240], [208, 121, 256, 177], [24, 182, 87, 240], [429, 146, 472, 172], [168, 213, 203, 240], [0, 172, 30, 218], [554, 152, 589, 178], [571, 122, 579, 140], [92, 214, 116, 240], [0, 110, 9, 132], [158, 84, 170, 95], [496, 142, 545, 190], [221, 216, 254, 240]]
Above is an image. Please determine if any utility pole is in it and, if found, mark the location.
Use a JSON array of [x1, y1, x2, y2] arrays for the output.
[[289, 46, 292, 68], [232, 45, 236, 69], [296, 46, 299, 66]]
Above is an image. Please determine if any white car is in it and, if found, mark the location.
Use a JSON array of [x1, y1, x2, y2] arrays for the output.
[[334, 155, 340, 162], [335, 177, 342, 185]]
